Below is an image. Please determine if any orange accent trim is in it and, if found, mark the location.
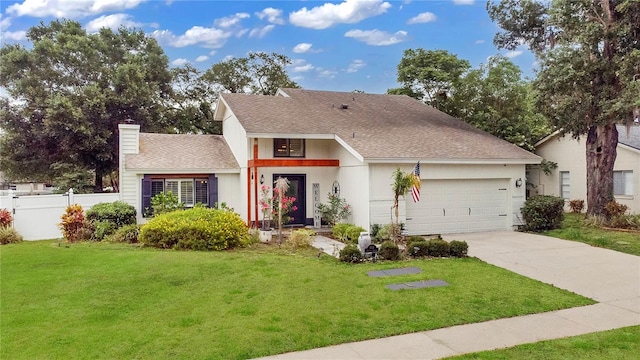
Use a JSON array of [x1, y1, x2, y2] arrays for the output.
[[246, 168, 251, 227], [247, 159, 340, 167]]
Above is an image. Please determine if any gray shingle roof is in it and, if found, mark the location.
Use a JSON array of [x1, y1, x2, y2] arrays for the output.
[[220, 89, 539, 162], [125, 133, 239, 171], [617, 124, 640, 150]]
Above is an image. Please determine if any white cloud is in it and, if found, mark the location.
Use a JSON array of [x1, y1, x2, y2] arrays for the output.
[[293, 43, 313, 53], [0, 15, 11, 31], [171, 58, 189, 66], [7, 0, 144, 18], [85, 13, 156, 32], [453, 0, 475, 5], [151, 26, 232, 48], [255, 7, 285, 25], [195, 55, 209, 62], [293, 63, 314, 73], [289, 0, 391, 30], [346, 59, 366, 73], [344, 29, 408, 46], [249, 25, 275, 38], [2, 30, 27, 41], [505, 50, 523, 58], [208, 50, 216, 56], [475, 39, 485, 44], [317, 68, 337, 78], [407, 12, 436, 24], [214, 13, 250, 28]]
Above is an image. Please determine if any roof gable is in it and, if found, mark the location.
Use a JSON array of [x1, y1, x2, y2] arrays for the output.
[[220, 89, 539, 163]]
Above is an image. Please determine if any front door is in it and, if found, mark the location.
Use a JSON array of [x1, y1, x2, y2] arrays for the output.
[[272, 174, 306, 226]]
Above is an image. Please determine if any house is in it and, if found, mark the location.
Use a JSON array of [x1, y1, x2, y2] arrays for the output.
[[119, 89, 541, 234], [531, 124, 640, 213]]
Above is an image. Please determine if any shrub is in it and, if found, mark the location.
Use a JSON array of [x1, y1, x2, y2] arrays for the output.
[[0, 227, 23, 244], [317, 193, 351, 226], [285, 229, 315, 249], [604, 201, 628, 219], [378, 241, 400, 261], [521, 195, 565, 231], [108, 224, 140, 243], [91, 220, 116, 242], [407, 239, 429, 257], [426, 238, 450, 257], [339, 244, 363, 263], [345, 225, 366, 243], [139, 207, 249, 251], [370, 223, 381, 238], [58, 204, 92, 243], [449, 240, 469, 257], [331, 223, 351, 241], [0, 208, 13, 228], [376, 223, 400, 242], [86, 201, 136, 228], [150, 191, 184, 216], [568, 199, 585, 213]]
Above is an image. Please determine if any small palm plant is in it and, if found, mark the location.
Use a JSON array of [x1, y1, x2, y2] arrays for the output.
[[274, 177, 290, 244], [391, 168, 420, 242]]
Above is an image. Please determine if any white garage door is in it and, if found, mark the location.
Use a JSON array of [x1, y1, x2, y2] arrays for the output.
[[406, 179, 509, 235]]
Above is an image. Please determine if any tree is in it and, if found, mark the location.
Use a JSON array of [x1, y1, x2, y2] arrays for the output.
[[390, 168, 420, 242], [390, 48, 470, 113], [0, 20, 172, 192], [455, 55, 549, 151], [488, 0, 640, 216]]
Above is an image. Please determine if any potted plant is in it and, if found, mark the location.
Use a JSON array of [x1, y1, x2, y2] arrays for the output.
[[258, 185, 273, 242]]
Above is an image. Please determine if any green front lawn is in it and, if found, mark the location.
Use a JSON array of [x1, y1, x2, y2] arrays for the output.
[[544, 213, 640, 256], [448, 325, 640, 360], [0, 241, 593, 360]]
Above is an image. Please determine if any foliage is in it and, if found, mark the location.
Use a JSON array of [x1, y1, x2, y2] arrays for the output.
[[604, 201, 628, 219], [449, 240, 469, 258], [331, 223, 365, 243], [370, 223, 381, 238], [0, 20, 173, 191], [0, 227, 23, 244], [426, 238, 450, 257], [284, 229, 315, 249], [391, 168, 420, 235], [259, 185, 273, 230], [139, 207, 249, 251], [568, 200, 585, 214], [488, 0, 640, 216], [0, 208, 12, 228], [539, 159, 558, 176], [107, 224, 140, 244], [91, 220, 116, 242], [338, 244, 363, 263], [58, 204, 92, 243], [150, 191, 184, 216], [378, 241, 401, 261], [317, 192, 351, 226], [376, 223, 401, 242], [407, 239, 429, 257], [86, 201, 136, 228], [390, 48, 470, 113], [521, 195, 565, 232]]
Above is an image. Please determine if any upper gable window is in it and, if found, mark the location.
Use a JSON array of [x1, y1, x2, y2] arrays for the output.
[[274, 139, 305, 157]]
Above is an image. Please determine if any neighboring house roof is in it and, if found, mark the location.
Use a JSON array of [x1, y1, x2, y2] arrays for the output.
[[536, 124, 640, 152], [126, 133, 239, 172], [617, 124, 640, 151], [218, 88, 539, 163]]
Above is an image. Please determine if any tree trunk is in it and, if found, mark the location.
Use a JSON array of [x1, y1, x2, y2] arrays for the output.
[[585, 123, 618, 216], [94, 168, 103, 193]]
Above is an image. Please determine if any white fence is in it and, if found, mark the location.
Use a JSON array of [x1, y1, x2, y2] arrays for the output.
[[0, 191, 119, 241]]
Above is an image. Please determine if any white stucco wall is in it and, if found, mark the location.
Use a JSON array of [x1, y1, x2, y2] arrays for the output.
[[535, 135, 639, 213]]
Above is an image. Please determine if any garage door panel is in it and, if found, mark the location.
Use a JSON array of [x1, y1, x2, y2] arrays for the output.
[[406, 179, 509, 235]]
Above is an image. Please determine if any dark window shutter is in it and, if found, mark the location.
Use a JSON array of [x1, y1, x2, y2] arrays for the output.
[[208, 174, 218, 208], [142, 175, 152, 217]]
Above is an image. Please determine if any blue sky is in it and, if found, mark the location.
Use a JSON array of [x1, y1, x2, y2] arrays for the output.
[[0, 0, 535, 94]]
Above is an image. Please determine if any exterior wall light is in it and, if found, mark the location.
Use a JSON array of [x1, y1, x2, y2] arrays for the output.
[[515, 178, 523, 188]]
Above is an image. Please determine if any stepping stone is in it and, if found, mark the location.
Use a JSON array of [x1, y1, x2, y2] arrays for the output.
[[386, 280, 449, 291], [367, 267, 422, 277]]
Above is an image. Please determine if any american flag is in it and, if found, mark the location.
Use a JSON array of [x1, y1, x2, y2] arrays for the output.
[[411, 162, 420, 203]]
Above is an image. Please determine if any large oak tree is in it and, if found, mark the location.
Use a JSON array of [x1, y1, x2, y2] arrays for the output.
[[0, 20, 172, 192], [488, 0, 640, 216]]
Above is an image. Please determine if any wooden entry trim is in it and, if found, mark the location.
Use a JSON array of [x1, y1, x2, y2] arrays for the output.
[[248, 159, 339, 167]]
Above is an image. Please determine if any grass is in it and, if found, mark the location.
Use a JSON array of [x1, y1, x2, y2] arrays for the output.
[[544, 213, 640, 256], [0, 240, 593, 360], [448, 325, 640, 359]]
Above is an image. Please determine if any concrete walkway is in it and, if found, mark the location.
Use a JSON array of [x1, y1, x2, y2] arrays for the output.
[[258, 231, 640, 359]]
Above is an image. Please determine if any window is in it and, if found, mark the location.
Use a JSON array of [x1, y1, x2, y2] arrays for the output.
[[614, 171, 634, 196], [274, 138, 305, 157], [560, 171, 570, 200], [165, 179, 194, 206], [195, 179, 208, 205], [143, 175, 217, 217], [151, 180, 164, 197]]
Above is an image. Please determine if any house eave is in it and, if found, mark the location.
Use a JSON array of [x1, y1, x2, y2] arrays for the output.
[[364, 158, 542, 165], [125, 168, 240, 175], [246, 132, 335, 140]]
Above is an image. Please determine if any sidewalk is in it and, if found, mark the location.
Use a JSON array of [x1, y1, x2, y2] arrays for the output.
[[257, 232, 640, 359]]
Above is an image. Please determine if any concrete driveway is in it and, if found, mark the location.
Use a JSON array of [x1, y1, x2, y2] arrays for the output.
[[258, 231, 640, 359]]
